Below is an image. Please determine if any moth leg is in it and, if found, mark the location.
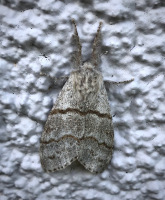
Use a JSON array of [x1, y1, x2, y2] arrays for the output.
[[54, 76, 69, 82], [91, 22, 102, 68], [71, 19, 82, 69], [107, 78, 134, 85]]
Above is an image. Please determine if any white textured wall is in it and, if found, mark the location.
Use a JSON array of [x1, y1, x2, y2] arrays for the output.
[[0, 0, 165, 199]]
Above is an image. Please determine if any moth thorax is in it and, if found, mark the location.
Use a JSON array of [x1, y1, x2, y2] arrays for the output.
[[73, 64, 102, 101]]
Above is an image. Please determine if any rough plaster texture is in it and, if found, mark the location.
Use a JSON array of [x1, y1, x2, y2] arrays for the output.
[[0, 0, 165, 200]]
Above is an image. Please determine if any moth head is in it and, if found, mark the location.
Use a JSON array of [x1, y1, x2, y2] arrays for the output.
[[82, 62, 95, 70]]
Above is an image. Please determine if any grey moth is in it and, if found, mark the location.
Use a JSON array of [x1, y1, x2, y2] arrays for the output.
[[40, 20, 115, 173]]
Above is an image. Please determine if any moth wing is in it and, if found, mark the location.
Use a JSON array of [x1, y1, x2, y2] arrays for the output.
[[40, 74, 114, 173], [77, 84, 114, 173], [40, 76, 84, 172]]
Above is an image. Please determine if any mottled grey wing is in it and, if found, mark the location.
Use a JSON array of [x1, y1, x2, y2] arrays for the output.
[[40, 76, 84, 172], [40, 74, 114, 173], [77, 84, 114, 173]]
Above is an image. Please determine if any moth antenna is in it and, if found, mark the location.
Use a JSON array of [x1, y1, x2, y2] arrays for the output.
[[91, 21, 102, 68], [71, 19, 82, 69]]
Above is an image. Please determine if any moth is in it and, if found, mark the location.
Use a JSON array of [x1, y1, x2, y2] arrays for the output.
[[40, 20, 132, 173]]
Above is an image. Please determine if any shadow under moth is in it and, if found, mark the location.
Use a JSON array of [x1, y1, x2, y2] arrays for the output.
[[40, 19, 133, 173]]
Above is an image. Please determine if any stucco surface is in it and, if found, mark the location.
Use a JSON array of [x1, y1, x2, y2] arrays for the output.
[[0, 0, 165, 200]]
